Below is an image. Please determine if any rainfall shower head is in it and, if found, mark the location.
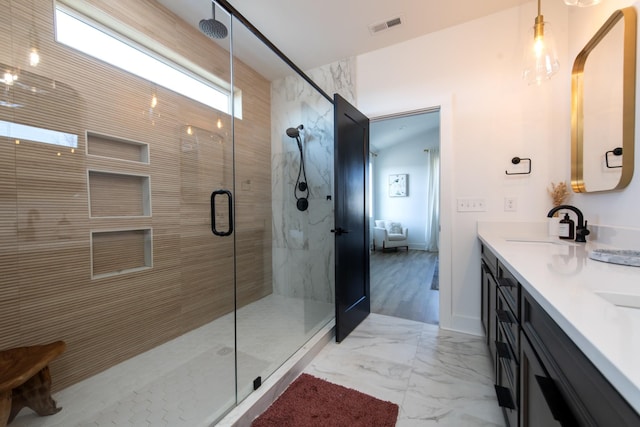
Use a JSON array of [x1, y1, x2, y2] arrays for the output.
[[286, 124, 304, 138], [199, 3, 228, 39]]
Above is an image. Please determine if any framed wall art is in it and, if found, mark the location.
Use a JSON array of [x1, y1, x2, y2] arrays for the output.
[[389, 174, 407, 197]]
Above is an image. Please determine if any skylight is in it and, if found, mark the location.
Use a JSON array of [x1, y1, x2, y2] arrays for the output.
[[54, 5, 232, 114]]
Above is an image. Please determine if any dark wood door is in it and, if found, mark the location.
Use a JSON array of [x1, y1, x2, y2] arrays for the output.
[[333, 94, 370, 342]]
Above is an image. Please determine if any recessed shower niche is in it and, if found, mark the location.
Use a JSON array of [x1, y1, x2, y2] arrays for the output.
[[91, 229, 153, 278], [88, 171, 151, 217], [86, 133, 151, 217], [87, 132, 150, 163], [86, 132, 152, 278]]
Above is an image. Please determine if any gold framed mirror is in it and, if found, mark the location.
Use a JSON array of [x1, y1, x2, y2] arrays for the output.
[[571, 7, 636, 193]]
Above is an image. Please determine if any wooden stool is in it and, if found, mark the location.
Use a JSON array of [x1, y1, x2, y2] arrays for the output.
[[0, 341, 66, 426]]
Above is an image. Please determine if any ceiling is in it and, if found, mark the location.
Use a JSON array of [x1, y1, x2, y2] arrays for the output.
[[154, 0, 531, 150], [156, 0, 531, 73], [370, 111, 441, 153]]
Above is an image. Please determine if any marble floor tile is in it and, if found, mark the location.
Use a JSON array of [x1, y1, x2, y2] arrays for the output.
[[304, 313, 505, 427]]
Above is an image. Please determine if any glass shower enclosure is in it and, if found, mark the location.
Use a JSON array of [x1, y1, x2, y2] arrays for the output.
[[0, 0, 335, 425]]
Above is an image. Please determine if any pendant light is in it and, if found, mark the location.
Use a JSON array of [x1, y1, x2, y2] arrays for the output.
[[522, 0, 559, 85], [563, 0, 602, 6]]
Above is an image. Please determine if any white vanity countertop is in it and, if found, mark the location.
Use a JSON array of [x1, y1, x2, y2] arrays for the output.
[[477, 221, 640, 415]]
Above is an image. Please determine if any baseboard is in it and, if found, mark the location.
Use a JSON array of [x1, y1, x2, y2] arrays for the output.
[[214, 321, 335, 427], [441, 314, 483, 337]]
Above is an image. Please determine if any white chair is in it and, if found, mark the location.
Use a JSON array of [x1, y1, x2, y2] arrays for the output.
[[373, 220, 408, 251]]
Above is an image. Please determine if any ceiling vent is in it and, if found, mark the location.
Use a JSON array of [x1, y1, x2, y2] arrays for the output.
[[368, 16, 403, 35]]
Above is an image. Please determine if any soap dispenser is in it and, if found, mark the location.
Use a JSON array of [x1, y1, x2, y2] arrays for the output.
[[558, 213, 575, 240]]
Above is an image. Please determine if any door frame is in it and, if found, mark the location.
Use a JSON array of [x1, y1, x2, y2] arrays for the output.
[[369, 108, 441, 323], [367, 96, 453, 331]]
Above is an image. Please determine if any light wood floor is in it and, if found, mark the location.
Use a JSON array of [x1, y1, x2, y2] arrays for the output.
[[370, 249, 439, 325]]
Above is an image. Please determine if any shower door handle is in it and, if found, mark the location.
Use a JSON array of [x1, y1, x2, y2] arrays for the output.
[[211, 190, 233, 236]]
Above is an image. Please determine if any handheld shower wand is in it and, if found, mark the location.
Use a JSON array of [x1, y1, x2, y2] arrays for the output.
[[286, 125, 309, 211], [286, 125, 302, 138]]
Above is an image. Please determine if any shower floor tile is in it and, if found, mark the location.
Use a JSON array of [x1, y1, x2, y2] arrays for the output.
[[11, 294, 333, 427]]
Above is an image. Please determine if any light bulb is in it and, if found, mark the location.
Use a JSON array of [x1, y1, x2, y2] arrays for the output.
[[150, 94, 158, 108], [217, 118, 222, 129], [534, 36, 545, 58], [522, 19, 559, 85], [187, 126, 193, 135], [29, 48, 40, 66]]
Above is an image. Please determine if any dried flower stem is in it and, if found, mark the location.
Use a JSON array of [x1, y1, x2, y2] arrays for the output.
[[548, 181, 570, 207]]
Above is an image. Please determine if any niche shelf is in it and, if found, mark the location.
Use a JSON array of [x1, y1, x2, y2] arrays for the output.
[[88, 170, 151, 217], [86, 132, 149, 163], [91, 228, 152, 279]]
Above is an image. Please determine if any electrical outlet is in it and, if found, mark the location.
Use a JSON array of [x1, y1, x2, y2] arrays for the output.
[[504, 197, 517, 212], [457, 198, 487, 212]]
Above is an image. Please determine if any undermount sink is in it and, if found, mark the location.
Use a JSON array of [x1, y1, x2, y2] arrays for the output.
[[505, 238, 577, 246], [595, 291, 640, 310], [588, 249, 640, 267]]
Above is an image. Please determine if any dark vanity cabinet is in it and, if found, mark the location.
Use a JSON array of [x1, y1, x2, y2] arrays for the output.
[[480, 242, 640, 427], [521, 288, 640, 427], [480, 245, 498, 363], [494, 255, 520, 426]]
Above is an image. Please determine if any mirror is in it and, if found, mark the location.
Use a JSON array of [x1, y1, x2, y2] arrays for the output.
[[571, 7, 636, 193]]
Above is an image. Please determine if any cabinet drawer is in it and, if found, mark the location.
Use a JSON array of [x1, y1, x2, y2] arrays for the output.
[[496, 349, 518, 427], [482, 243, 498, 277], [497, 324, 518, 392], [498, 261, 519, 314], [497, 288, 519, 362]]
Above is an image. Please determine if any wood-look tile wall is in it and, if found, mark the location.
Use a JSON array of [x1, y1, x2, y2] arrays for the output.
[[0, 0, 272, 390]]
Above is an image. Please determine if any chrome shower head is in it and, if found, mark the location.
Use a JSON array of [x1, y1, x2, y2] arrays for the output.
[[286, 124, 304, 138], [199, 3, 228, 39]]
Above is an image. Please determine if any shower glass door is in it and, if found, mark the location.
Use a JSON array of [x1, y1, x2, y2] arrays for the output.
[[230, 10, 336, 403], [0, 0, 336, 424]]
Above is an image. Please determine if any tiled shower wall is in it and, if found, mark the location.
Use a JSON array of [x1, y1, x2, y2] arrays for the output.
[[271, 59, 357, 303]]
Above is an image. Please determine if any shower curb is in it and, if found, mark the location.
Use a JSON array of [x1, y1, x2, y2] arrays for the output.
[[213, 320, 335, 427]]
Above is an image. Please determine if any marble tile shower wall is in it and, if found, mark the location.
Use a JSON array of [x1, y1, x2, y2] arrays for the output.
[[271, 58, 356, 303]]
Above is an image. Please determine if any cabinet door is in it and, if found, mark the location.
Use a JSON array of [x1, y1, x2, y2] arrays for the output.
[[522, 289, 640, 426], [520, 332, 579, 427]]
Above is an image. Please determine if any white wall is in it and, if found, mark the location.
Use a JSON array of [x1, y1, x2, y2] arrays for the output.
[[356, 0, 640, 335], [373, 131, 439, 250]]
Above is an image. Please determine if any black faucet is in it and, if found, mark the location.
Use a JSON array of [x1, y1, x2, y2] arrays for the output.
[[547, 204, 590, 243]]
